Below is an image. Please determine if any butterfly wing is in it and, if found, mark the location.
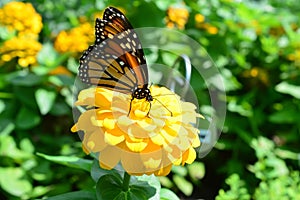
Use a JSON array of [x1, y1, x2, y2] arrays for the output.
[[79, 7, 148, 93]]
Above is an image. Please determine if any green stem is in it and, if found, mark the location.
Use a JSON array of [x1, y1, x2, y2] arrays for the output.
[[122, 172, 131, 191], [0, 92, 14, 98]]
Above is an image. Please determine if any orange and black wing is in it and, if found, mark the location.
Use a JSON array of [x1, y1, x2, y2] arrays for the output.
[[79, 7, 148, 93]]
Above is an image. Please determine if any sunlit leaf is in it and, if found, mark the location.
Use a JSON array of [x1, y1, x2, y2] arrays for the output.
[[37, 153, 92, 172], [187, 161, 205, 181], [160, 188, 180, 200], [173, 174, 193, 196], [275, 81, 300, 99], [35, 88, 56, 115], [46, 190, 97, 200], [0, 167, 32, 197]]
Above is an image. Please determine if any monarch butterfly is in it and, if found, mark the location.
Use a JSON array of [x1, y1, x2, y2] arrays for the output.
[[79, 7, 155, 114]]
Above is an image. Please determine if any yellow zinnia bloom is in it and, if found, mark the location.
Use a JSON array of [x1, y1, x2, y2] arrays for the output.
[[0, 1, 42, 37], [71, 86, 202, 176], [0, 36, 42, 67], [166, 6, 189, 30], [54, 22, 94, 53]]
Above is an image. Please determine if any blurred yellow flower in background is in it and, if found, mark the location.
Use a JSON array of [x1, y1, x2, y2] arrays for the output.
[[71, 86, 202, 176], [0, 1, 42, 38], [54, 22, 94, 53], [0, 2, 42, 67], [287, 49, 300, 63], [195, 13, 218, 35], [203, 23, 219, 35], [166, 6, 189, 30], [195, 14, 205, 23], [0, 36, 42, 67]]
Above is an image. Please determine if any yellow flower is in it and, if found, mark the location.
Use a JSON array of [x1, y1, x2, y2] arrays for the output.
[[287, 49, 300, 63], [206, 24, 218, 35], [71, 86, 202, 176], [0, 2, 42, 37], [54, 22, 94, 53], [195, 14, 205, 23], [194, 13, 218, 35], [0, 36, 42, 67], [166, 6, 189, 30], [242, 67, 270, 87]]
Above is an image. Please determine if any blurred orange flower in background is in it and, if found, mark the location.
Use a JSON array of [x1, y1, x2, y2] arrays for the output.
[[166, 6, 189, 30], [54, 22, 94, 54]]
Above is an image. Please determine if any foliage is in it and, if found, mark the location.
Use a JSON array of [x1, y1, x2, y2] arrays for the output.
[[0, 0, 299, 199]]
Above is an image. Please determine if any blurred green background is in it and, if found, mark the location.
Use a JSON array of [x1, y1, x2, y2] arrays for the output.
[[0, 0, 299, 199]]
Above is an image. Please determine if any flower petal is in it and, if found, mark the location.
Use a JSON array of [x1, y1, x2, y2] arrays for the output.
[[99, 145, 121, 169], [105, 128, 125, 145]]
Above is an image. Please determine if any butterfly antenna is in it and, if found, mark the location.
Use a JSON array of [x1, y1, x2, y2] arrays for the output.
[[146, 101, 152, 116], [152, 93, 175, 98], [153, 98, 173, 117]]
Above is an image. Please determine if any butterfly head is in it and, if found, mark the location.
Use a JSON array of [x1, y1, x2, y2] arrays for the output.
[[132, 86, 153, 102]]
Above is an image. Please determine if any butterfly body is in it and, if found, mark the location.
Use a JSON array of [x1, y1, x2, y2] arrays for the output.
[[132, 86, 153, 101], [79, 7, 153, 114]]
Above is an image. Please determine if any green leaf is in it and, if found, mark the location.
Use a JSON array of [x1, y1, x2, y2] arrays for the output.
[[275, 81, 300, 99], [90, 159, 120, 183], [46, 190, 97, 200], [228, 99, 253, 117], [269, 105, 300, 124], [216, 174, 250, 200], [158, 176, 174, 188], [35, 88, 57, 115], [29, 186, 52, 199], [8, 72, 44, 86], [67, 57, 79, 73], [135, 175, 160, 200], [129, 183, 156, 200], [13, 86, 39, 110], [31, 65, 52, 75], [49, 101, 70, 116], [160, 188, 180, 200], [0, 99, 5, 113], [16, 106, 41, 129], [0, 135, 32, 159], [0, 26, 16, 40], [0, 167, 32, 197], [96, 173, 156, 200], [0, 121, 14, 135], [95, 173, 123, 200], [171, 165, 188, 177], [37, 43, 71, 67], [37, 43, 58, 67], [20, 138, 35, 154], [37, 153, 93, 172], [173, 174, 193, 196], [187, 162, 205, 181]]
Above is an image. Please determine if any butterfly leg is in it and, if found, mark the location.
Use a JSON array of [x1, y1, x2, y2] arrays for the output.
[[128, 96, 134, 116], [146, 101, 152, 116]]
